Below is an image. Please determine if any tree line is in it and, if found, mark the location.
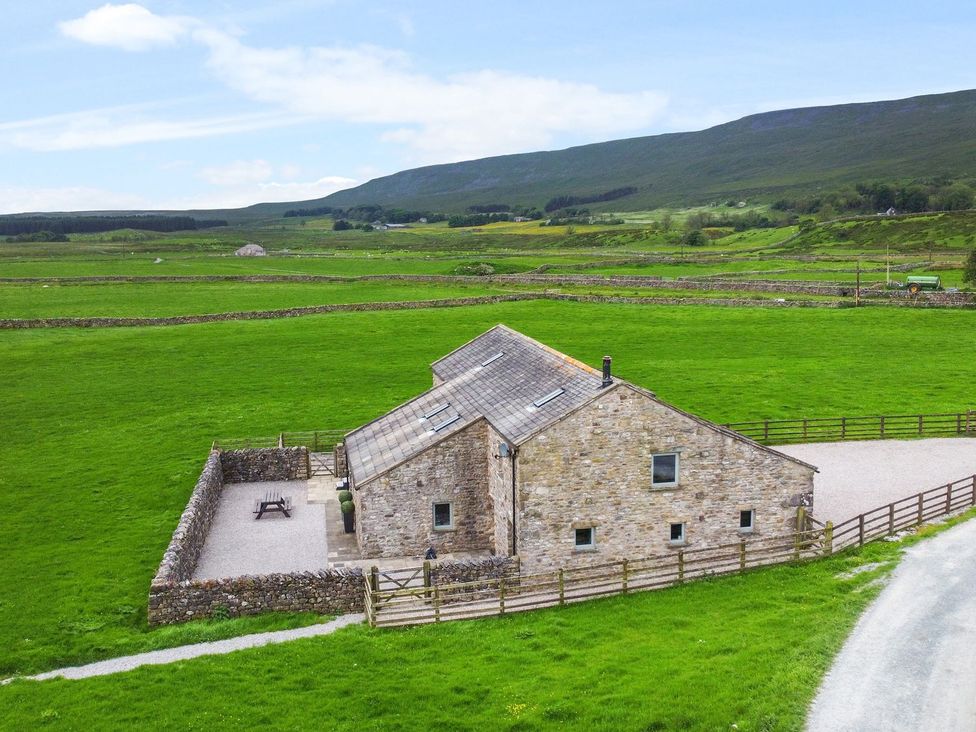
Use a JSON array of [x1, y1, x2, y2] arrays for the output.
[[0, 215, 227, 237], [772, 179, 975, 218], [544, 186, 638, 213]]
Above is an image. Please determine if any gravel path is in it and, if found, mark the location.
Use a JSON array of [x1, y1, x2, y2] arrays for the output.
[[777, 438, 976, 524], [3, 614, 364, 684], [806, 519, 976, 731]]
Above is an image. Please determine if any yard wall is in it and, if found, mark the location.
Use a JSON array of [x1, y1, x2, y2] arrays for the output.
[[151, 450, 224, 585], [221, 447, 309, 483], [148, 570, 365, 625], [354, 420, 494, 558], [515, 385, 815, 574]]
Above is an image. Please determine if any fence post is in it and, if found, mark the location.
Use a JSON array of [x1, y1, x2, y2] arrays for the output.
[[858, 514, 865, 547], [917, 493, 924, 526], [621, 559, 629, 593], [803, 418, 808, 440], [763, 419, 769, 442], [946, 483, 953, 515], [433, 585, 441, 623], [369, 566, 379, 593], [918, 414, 924, 435], [841, 417, 847, 440], [880, 415, 885, 438], [304, 449, 311, 479], [794, 506, 806, 560], [824, 521, 834, 556], [278, 432, 284, 448], [888, 503, 895, 535], [739, 540, 746, 571], [677, 551, 685, 582], [972, 475, 976, 506], [499, 578, 506, 615], [423, 560, 432, 601], [558, 569, 565, 605]]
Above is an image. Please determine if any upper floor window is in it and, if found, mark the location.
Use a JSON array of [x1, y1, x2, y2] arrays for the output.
[[652, 453, 679, 488]]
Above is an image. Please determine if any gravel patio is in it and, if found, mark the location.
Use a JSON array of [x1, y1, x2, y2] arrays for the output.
[[778, 437, 976, 525]]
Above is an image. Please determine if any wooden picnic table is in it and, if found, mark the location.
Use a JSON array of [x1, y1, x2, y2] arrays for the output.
[[253, 490, 292, 519]]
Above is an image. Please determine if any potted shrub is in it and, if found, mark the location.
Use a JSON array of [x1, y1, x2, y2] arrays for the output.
[[340, 499, 355, 533]]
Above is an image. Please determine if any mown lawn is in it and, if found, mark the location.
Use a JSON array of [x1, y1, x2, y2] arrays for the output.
[[0, 539, 909, 730], [1, 300, 975, 678]]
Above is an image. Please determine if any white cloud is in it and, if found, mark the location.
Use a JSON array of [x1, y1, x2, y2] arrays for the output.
[[0, 184, 148, 214], [198, 159, 273, 186], [0, 107, 305, 152], [159, 175, 358, 209], [59, 3, 191, 52], [47, 4, 668, 162]]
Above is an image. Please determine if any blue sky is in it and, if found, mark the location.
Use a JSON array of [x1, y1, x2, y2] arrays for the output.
[[2, 1, 974, 213]]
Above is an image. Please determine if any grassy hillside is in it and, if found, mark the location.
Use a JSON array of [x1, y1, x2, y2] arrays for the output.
[[315, 89, 976, 213]]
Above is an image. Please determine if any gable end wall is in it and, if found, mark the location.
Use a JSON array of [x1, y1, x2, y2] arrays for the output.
[[515, 388, 814, 573]]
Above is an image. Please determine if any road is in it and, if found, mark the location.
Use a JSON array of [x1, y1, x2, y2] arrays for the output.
[[806, 518, 976, 731]]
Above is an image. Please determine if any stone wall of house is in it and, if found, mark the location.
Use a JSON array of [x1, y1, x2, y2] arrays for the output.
[[334, 442, 348, 478], [487, 425, 514, 557], [148, 570, 364, 625], [221, 447, 309, 483], [354, 420, 494, 557], [151, 451, 224, 585], [514, 385, 815, 574]]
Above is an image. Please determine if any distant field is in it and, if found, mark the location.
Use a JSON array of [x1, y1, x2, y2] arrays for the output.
[[0, 281, 511, 318], [2, 300, 975, 677]]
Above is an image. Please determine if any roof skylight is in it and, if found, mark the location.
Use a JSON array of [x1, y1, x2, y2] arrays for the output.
[[532, 388, 565, 408], [422, 403, 451, 420], [431, 415, 461, 432], [480, 351, 505, 367]]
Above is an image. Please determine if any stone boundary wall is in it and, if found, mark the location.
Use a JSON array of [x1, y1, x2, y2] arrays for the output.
[[221, 447, 310, 483], [430, 557, 521, 602], [149, 570, 365, 625], [4, 290, 974, 331], [147, 448, 523, 625], [151, 451, 224, 585]]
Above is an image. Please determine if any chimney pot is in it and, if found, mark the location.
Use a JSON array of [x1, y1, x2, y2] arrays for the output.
[[602, 356, 612, 387]]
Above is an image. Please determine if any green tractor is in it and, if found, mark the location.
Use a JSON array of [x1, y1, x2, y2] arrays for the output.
[[904, 275, 942, 295]]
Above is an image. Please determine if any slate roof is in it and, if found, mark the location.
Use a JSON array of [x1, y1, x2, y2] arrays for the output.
[[344, 324, 818, 487], [344, 325, 609, 485]]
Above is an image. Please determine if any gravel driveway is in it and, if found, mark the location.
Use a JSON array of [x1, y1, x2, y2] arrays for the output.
[[777, 438, 976, 525], [806, 518, 976, 731]]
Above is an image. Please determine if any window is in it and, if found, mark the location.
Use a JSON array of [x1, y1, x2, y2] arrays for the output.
[[669, 522, 685, 545], [739, 509, 755, 532], [575, 527, 595, 549], [652, 453, 679, 487], [432, 502, 453, 530]]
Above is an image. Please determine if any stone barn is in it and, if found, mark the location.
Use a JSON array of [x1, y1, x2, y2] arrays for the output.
[[341, 325, 816, 573]]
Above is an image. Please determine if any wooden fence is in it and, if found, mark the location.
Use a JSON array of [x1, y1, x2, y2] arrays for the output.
[[722, 410, 976, 445], [213, 429, 350, 453], [364, 475, 976, 628]]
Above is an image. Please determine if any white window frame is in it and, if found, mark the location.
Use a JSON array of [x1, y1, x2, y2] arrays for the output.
[[669, 522, 686, 546], [739, 509, 755, 533], [651, 452, 680, 488], [574, 526, 596, 551], [432, 501, 454, 531]]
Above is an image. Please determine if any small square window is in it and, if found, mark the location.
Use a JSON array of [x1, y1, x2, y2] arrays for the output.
[[575, 527, 595, 549], [652, 453, 679, 487], [432, 502, 453, 530], [669, 522, 685, 545], [739, 509, 755, 532]]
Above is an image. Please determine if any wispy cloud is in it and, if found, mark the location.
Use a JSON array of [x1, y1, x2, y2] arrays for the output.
[[45, 3, 668, 162], [0, 183, 148, 214]]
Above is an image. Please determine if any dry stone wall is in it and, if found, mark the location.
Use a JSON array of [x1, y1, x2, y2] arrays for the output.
[[221, 447, 309, 483], [149, 570, 364, 625], [151, 451, 224, 585]]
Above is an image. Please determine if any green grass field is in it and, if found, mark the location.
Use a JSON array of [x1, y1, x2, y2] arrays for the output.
[[0, 539, 908, 731], [2, 301, 976, 679], [1, 214, 975, 730]]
